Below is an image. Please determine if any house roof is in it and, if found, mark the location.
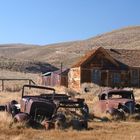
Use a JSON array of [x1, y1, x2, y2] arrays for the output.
[[43, 72, 52, 76], [43, 68, 69, 76], [72, 47, 140, 68], [72, 47, 119, 67], [53, 68, 69, 75], [107, 49, 140, 68]]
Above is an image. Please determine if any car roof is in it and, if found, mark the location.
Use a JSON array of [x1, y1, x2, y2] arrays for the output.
[[99, 89, 133, 95]]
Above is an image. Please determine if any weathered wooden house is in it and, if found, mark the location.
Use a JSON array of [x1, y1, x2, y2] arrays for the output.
[[68, 47, 140, 90], [42, 69, 69, 87]]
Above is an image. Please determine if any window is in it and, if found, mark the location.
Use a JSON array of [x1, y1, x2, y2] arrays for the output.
[[131, 69, 139, 86], [108, 92, 133, 99], [92, 69, 101, 84], [100, 94, 107, 100], [112, 73, 120, 84]]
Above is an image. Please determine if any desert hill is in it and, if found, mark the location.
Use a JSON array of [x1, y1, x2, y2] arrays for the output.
[[0, 26, 140, 72]]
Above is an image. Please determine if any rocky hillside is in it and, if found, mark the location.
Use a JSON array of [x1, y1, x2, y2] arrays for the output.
[[0, 26, 140, 72]]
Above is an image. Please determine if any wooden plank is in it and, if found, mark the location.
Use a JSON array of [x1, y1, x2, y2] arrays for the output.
[[2, 80, 4, 91]]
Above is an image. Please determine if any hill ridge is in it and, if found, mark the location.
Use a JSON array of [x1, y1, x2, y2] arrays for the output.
[[0, 26, 140, 72]]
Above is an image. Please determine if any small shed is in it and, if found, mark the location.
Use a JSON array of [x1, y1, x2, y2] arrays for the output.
[[42, 69, 69, 87]]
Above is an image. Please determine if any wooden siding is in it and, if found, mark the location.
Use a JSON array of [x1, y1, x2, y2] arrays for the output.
[[42, 69, 69, 87], [82, 51, 118, 69], [80, 69, 133, 88], [61, 76, 68, 87]]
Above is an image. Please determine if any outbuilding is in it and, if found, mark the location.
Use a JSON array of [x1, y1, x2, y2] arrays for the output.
[[42, 68, 69, 87]]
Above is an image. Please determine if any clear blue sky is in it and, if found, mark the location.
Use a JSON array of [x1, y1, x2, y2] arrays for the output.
[[0, 0, 139, 45]]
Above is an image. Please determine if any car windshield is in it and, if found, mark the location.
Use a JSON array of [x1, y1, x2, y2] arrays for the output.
[[22, 85, 55, 97], [108, 91, 133, 99]]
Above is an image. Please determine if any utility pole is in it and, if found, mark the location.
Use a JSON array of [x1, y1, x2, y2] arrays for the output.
[[60, 62, 63, 85]]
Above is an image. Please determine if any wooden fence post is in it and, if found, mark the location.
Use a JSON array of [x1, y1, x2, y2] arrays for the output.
[[2, 80, 4, 91], [29, 80, 31, 85]]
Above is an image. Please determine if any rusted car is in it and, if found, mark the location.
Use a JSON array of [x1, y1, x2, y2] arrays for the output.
[[0, 84, 89, 130], [93, 88, 140, 118]]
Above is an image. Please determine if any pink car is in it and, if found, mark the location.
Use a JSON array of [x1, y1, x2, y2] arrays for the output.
[[93, 89, 136, 116]]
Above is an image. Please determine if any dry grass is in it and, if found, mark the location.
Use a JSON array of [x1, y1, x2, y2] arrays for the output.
[[0, 72, 140, 139], [133, 88, 140, 103], [0, 70, 40, 82], [0, 92, 20, 104], [0, 88, 140, 140], [0, 70, 42, 94], [0, 110, 140, 140]]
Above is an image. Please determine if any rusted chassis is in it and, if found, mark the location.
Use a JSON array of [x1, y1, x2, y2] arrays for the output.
[[0, 85, 89, 130], [93, 89, 140, 120]]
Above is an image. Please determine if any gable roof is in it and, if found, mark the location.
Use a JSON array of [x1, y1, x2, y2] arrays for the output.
[[72, 47, 140, 68], [107, 49, 140, 68], [72, 47, 119, 67]]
